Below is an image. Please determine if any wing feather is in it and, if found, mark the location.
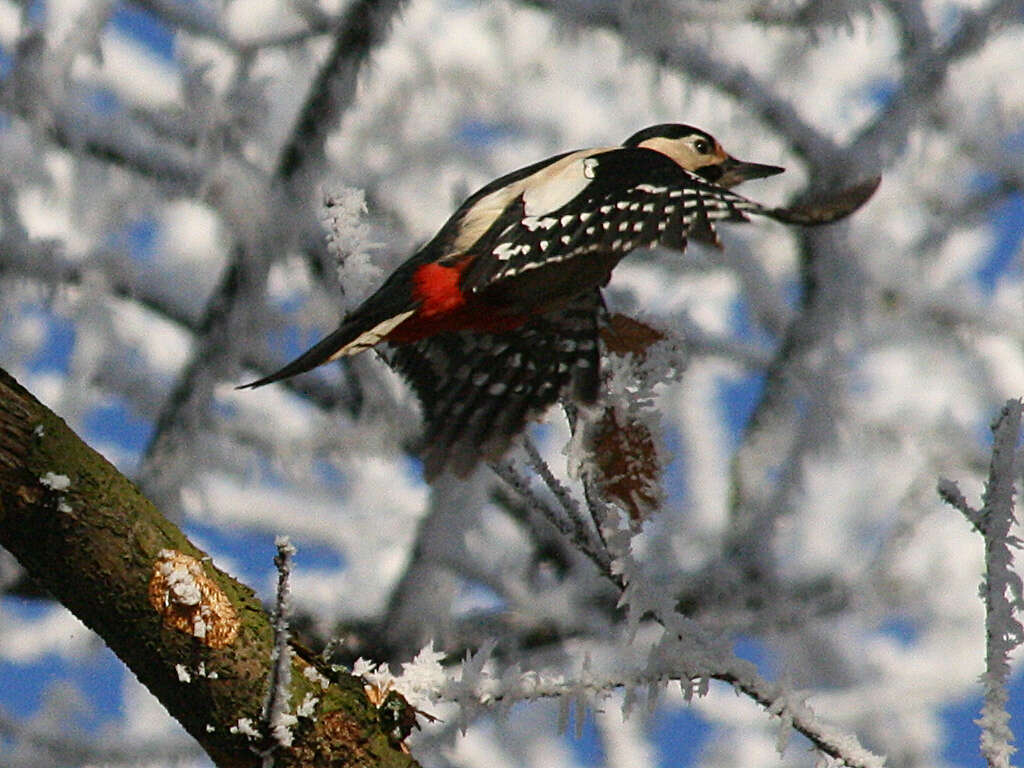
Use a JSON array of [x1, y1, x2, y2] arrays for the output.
[[459, 147, 765, 297], [389, 291, 602, 479], [458, 149, 877, 303]]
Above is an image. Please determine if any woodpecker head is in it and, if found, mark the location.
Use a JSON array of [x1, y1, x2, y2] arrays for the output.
[[623, 124, 784, 188]]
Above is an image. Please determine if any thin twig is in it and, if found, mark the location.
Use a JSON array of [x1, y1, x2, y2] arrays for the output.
[[258, 537, 298, 766], [493, 438, 884, 767], [940, 400, 1024, 768], [521, 436, 606, 555]]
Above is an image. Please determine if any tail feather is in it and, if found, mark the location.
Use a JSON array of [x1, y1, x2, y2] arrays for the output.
[[237, 324, 356, 389], [238, 309, 415, 389]]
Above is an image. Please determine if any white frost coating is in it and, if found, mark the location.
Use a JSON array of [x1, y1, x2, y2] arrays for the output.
[[322, 186, 382, 307], [158, 553, 202, 607], [3, 0, 1022, 764], [392, 644, 449, 710], [39, 472, 71, 491], [940, 400, 1023, 768], [303, 665, 331, 690], [260, 536, 296, 750], [297, 692, 319, 718], [269, 713, 298, 747], [230, 718, 259, 738], [352, 657, 378, 679]]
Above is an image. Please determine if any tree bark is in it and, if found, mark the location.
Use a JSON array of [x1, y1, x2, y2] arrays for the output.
[[0, 367, 418, 768]]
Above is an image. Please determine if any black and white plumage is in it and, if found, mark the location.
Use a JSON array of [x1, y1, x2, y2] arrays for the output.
[[390, 291, 602, 478], [242, 124, 880, 478]]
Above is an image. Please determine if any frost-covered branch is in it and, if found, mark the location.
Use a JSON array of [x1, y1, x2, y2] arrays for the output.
[[4, 0, 1022, 764], [259, 537, 298, 764], [491, 459, 883, 766], [233, 21, 338, 54], [492, 456, 614, 574], [0, 711, 205, 767], [0, 221, 359, 416], [275, 0, 411, 180], [522, 436, 610, 558], [601, 505, 883, 767], [0, 710, 205, 767], [0, 93, 204, 190], [524, 0, 869, 29], [387, 629, 885, 768], [939, 399, 1024, 768], [664, 309, 775, 368], [884, 0, 934, 54], [851, 0, 1024, 166], [131, 0, 229, 43], [138, 0, 409, 510], [520, 0, 838, 167]]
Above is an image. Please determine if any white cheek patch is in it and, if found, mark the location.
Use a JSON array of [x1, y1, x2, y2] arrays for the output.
[[327, 310, 416, 360]]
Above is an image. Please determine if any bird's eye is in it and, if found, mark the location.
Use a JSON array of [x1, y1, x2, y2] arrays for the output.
[[693, 138, 712, 154]]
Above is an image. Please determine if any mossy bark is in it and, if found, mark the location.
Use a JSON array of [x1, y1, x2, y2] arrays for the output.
[[0, 367, 417, 768]]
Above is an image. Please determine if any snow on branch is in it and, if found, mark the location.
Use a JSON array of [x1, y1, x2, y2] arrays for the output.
[[521, 0, 836, 167], [492, 465, 885, 766], [322, 186, 383, 305], [1, 89, 204, 189], [939, 399, 1024, 768], [851, 0, 1024, 163], [0, 710, 205, 766], [275, 0, 411, 182], [132, 0, 230, 44], [380, 630, 885, 768], [491, 454, 613, 573], [258, 537, 298, 764], [138, 0, 410, 514]]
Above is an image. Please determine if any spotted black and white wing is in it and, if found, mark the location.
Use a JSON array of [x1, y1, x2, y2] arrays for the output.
[[389, 291, 602, 479], [459, 147, 768, 299]]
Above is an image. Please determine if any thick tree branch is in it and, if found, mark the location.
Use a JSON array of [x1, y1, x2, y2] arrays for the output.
[[0, 367, 417, 768], [275, 0, 410, 183]]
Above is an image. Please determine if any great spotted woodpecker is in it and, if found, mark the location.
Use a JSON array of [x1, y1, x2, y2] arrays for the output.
[[242, 124, 878, 477]]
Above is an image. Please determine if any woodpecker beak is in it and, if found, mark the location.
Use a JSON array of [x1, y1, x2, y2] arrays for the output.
[[712, 155, 785, 188]]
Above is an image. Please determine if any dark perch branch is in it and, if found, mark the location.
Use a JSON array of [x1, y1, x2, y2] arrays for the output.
[[0, 368, 417, 768]]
